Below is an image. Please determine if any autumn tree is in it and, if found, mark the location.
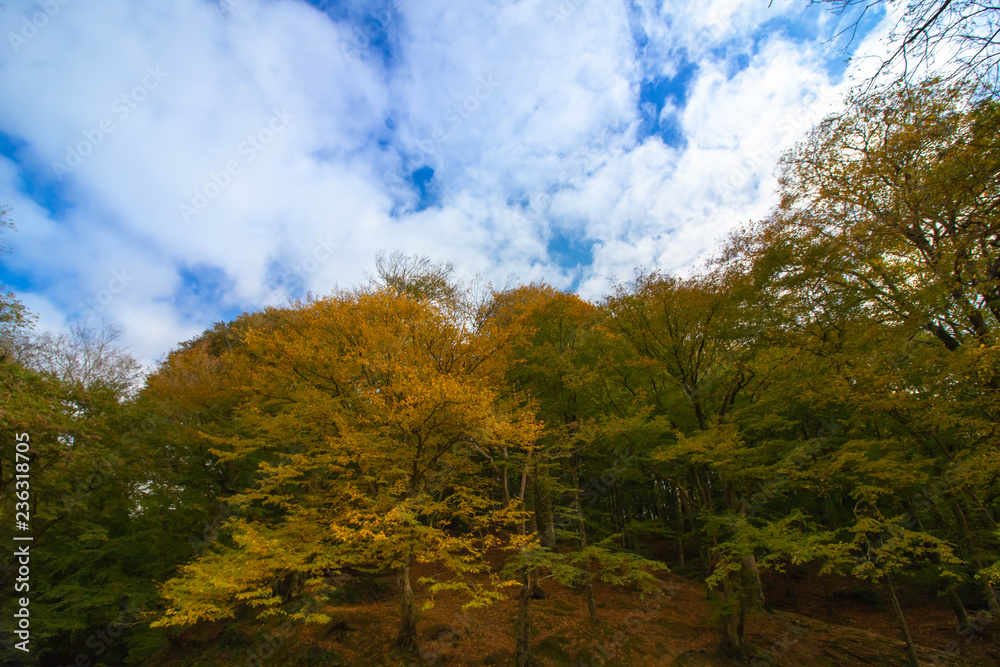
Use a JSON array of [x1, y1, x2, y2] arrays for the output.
[[723, 78, 1000, 659], [154, 269, 537, 651]]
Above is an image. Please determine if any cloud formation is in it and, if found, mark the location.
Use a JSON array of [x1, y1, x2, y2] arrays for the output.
[[0, 0, 892, 364]]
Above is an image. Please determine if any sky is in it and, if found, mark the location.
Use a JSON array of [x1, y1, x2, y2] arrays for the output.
[[0, 0, 895, 366]]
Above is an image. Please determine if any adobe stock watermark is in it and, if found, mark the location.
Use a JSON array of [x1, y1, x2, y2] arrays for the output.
[[704, 6, 734, 40], [7, 0, 71, 54], [77, 268, 134, 328], [292, 235, 339, 283], [178, 109, 293, 224], [517, 133, 609, 224], [929, 595, 1000, 666], [715, 90, 820, 194], [751, 619, 807, 666], [414, 75, 500, 158], [546, 0, 588, 26], [51, 66, 168, 178], [589, 579, 678, 664], [217, 0, 242, 17], [243, 597, 324, 667], [188, 440, 301, 557], [339, 6, 396, 59], [60, 599, 147, 667], [412, 607, 473, 666]]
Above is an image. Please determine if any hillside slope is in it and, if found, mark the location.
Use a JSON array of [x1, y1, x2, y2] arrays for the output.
[[152, 563, 998, 666]]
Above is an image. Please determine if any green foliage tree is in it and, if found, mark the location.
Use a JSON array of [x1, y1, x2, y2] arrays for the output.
[[724, 77, 1000, 660]]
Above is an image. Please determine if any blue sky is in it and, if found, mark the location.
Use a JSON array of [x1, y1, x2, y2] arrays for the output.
[[0, 0, 892, 364]]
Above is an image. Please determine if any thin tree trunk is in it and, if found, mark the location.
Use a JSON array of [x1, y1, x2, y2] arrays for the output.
[[532, 462, 546, 545], [909, 501, 971, 630], [473, 440, 510, 507], [678, 484, 709, 573], [721, 572, 745, 656], [675, 487, 685, 568], [501, 446, 511, 506], [542, 485, 556, 548], [516, 453, 535, 665], [396, 556, 417, 649], [711, 530, 746, 656], [947, 588, 973, 632], [971, 492, 997, 528], [612, 482, 629, 549], [743, 550, 766, 608], [573, 468, 598, 625], [516, 566, 533, 666], [886, 574, 920, 667], [529, 482, 539, 535], [953, 501, 1000, 611], [737, 590, 747, 649], [519, 455, 531, 535]]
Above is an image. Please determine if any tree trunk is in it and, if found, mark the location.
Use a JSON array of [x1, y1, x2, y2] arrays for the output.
[[528, 483, 539, 535], [501, 446, 511, 506], [532, 462, 548, 546], [953, 501, 1000, 611], [542, 488, 556, 548], [516, 564, 533, 666], [886, 575, 920, 667], [737, 591, 747, 649], [572, 468, 598, 625], [743, 551, 766, 609], [971, 492, 997, 528], [721, 572, 745, 656], [584, 575, 598, 626], [396, 557, 417, 649], [516, 452, 535, 665], [518, 454, 531, 535], [612, 482, 633, 550], [675, 487, 686, 568], [909, 501, 971, 630], [947, 587, 973, 632]]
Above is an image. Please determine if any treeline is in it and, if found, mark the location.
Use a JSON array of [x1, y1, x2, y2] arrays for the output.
[[2, 81, 1000, 665]]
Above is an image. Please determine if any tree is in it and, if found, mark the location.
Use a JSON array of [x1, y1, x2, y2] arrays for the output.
[[0, 205, 29, 350], [369, 249, 460, 306], [817, 0, 1000, 95], [19, 324, 144, 398], [153, 281, 537, 651], [0, 311, 159, 664], [599, 268, 781, 655], [724, 77, 1000, 658]]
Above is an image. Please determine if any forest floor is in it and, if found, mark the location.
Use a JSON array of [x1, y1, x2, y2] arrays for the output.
[[165, 553, 1000, 666]]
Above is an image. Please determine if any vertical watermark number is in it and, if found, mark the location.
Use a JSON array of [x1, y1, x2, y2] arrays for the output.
[[12, 432, 32, 653]]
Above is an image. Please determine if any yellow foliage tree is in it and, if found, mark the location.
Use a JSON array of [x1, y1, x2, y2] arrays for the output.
[[154, 277, 539, 649]]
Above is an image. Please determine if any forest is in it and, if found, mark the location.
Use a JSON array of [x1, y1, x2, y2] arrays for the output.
[[2, 2, 1000, 666]]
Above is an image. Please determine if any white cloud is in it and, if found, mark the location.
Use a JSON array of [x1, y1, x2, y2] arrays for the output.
[[0, 0, 897, 364]]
